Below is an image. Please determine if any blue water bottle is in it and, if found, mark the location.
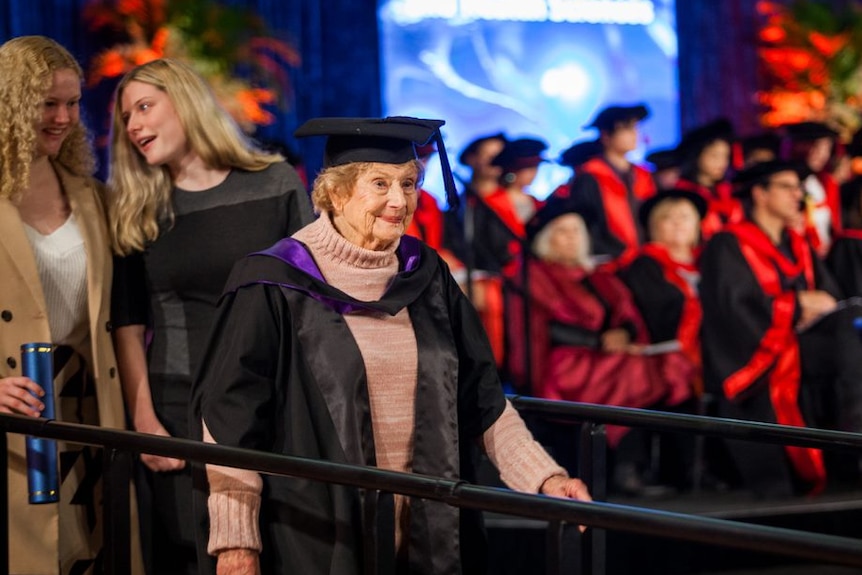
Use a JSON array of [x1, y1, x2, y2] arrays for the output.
[[21, 342, 58, 504]]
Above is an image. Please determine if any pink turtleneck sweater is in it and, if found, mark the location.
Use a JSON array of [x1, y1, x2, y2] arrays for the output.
[[205, 213, 566, 555]]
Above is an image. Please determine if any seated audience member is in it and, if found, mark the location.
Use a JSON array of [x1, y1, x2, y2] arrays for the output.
[[781, 121, 842, 256], [507, 199, 691, 496], [620, 189, 707, 396], [565, 104, 657, 269], [619, 189, 711, 490], [673, 118, 743, 240], [645, 147, 682, 192], [700, 160, 862, 498]]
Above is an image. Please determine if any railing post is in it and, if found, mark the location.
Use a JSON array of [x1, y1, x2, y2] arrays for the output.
[[362, 489, 395, 575], [546, 520, 583, 575], [102, 447, 131, 574], [579, 423, 607, 575]]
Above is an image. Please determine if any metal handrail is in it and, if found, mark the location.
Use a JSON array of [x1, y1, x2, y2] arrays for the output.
[[507, 394, 862, 452], [2, 413, 862, 570]]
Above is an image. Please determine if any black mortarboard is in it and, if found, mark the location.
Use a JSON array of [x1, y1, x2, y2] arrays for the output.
[[525, 195, 595, 243], [645, 147, 680, 171], [558, 139, 602, 169], [781, 121, 838, 142], [741, 131, 781, 158], [730, 159, 807, 196], [457, 131, 507, 165], [491, 137, 548, 172], [638, 188, 708, 231], [676, 118, 735, 161], [294, 116, 459, 210], [585, 104, 649, 132]]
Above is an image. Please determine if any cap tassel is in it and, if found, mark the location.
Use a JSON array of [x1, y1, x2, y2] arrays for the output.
[[434, 132, 460, 212]]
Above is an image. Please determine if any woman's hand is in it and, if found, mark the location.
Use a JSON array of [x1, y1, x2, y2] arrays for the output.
[[136, 421, 186, 472], [217, 548, 260, 575], [0, 376, 45, 417], [540, 475, 593, 532], [796, 289, 838, 331], [601, 328, 631, 353]]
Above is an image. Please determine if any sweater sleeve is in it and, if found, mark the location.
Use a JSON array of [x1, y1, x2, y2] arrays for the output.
[[203, 422, 263, 555], [481, 400, 568, 493]]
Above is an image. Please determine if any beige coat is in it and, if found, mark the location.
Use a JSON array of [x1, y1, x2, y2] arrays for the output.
[[0, 161, 142, 574]]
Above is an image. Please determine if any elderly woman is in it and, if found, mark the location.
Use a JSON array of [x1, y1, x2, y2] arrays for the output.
[[507, 199, 688, 496], [189, 117, 590, 575]]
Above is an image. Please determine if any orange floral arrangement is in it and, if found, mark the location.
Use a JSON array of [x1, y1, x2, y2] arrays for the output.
[[84, 0, 300, 132], [757, 0, 862, 141]]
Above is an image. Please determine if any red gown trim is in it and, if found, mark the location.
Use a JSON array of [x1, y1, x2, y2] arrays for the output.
[[639, 243, 703, 376], [581, 158, 655, 267], [674, 179, 744, 240]]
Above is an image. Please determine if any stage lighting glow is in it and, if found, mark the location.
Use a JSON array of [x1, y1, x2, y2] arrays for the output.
[[379, 0, 678, 205], [384, 0, 656, 25], [542, 63, 591, 103]]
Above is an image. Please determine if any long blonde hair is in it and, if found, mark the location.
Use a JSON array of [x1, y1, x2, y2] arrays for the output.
[[0, 36, 95, 201], [108, 58, 284, 254]]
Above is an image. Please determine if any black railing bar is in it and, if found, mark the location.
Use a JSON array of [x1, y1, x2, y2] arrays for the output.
[[508, 395, 862, 452], [3, 414, 862, 568]]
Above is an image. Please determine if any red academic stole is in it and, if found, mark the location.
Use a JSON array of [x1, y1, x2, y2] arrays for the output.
[[724, 221, 826, 493], [639, 243, 702, 370], [804, 172, 843, 253], [482, 187, 543, 276], [675, 179, 744, 240], [581, 158, 656, 268]]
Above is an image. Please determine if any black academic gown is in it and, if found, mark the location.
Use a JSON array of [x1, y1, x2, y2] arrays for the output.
[[699, 223, 862, 497], [826, 233, 862, 298], [189, 235, 506, 575]]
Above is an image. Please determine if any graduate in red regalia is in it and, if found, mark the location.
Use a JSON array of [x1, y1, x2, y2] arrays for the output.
[[700, 160, 862, 498], [565, 104, 657, 270], [673, 118, 744, 240]]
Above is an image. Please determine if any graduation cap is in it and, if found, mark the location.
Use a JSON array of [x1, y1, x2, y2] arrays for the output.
[[525, 196, 596, 243], [676, 118, 735, 160], [558, 139, 602, 169], [585, 104, 650, 132], [294, 116, 459, 211], [638, 188, 708, 231], [645, 147, 680, 171], [491, 137, 548, 172], [457, 131, 507, 165], [781, 121, 838, 142], [730, 159, 807, 197], [741, 131, 781, 159]]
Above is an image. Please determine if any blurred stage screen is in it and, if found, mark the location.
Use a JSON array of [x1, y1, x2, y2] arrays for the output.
[[379, 0, 678, 205]]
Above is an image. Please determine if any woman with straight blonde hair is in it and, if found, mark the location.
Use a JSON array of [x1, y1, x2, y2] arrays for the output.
[[0, 35, 143, 574], [108, 57, 313, 575]]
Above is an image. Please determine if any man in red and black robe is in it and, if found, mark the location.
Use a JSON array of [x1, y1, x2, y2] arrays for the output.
[[700, 160, 862, 498]]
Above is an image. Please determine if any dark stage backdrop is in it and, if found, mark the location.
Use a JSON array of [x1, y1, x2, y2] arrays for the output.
[[2, 0, 782, 177]]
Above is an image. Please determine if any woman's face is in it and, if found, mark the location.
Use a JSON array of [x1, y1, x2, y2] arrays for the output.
[[35, 68, 81, 159], [697, 139, 731, 184], [651, 200, 701, 249], [546, 214, 584, 265], [808, 137, 833, 173], [332, 162, 419, 251], [510, 166, 539, 188], [120, 80, 191, 172]]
